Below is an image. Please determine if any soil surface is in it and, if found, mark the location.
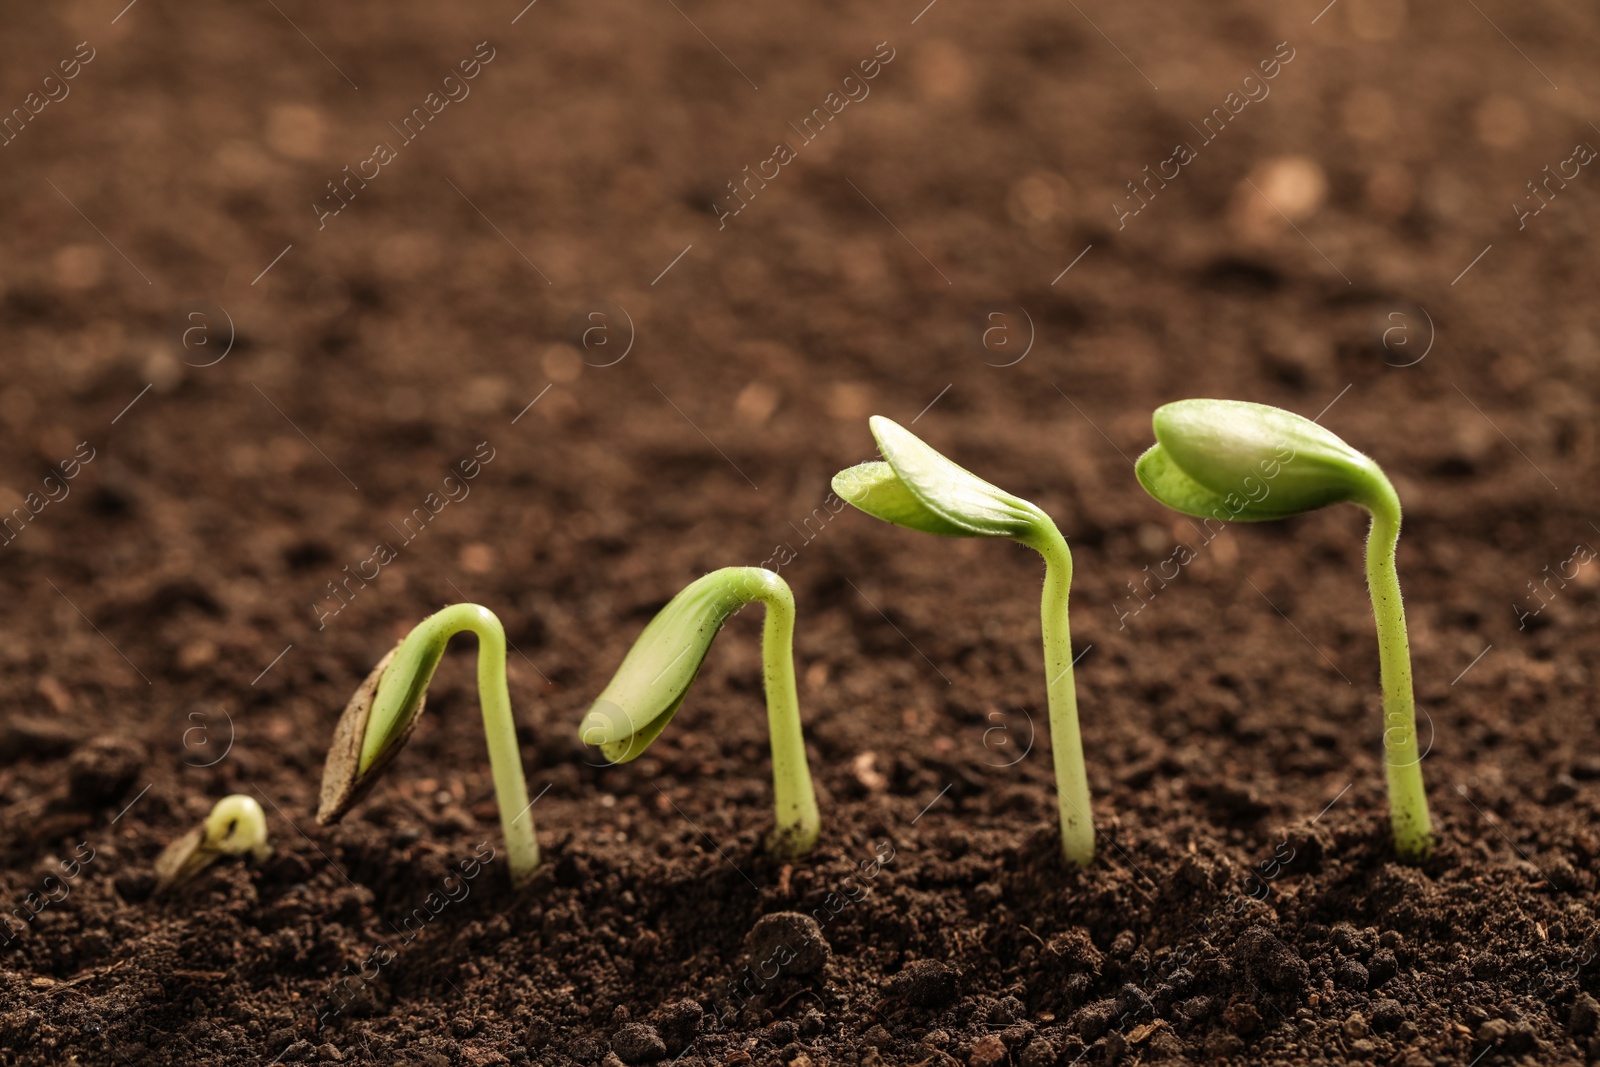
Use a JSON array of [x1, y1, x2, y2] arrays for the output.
[[2, 1, 1599, 1065]]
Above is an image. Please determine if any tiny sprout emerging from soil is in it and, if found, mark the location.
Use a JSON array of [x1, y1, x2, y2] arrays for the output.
[[317, 603, 540, 887], [832, 416, 1095, 867], [154, 794, 271, 894], [580, 567, 821, 858], [1135, 398, 1433, 859]]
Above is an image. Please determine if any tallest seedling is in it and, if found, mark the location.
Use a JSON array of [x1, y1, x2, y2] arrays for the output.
[[1135, 399, 1432, 859], [834, 416, 1095, 866]]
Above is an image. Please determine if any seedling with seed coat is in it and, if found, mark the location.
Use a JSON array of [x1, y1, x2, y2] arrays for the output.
[[154, 794, 272, 894], [318, 603, 540, 887], [832, 416, 1095, 866], [1135, 398, 1433, 859]]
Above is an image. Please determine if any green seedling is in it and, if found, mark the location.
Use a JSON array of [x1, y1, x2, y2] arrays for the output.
[[579, 567, 820, 858], [318, 603, 540, 887], [1135, 398, 1433, 859], [155, 794, 272, 894], [833, 416, 1095, 866]]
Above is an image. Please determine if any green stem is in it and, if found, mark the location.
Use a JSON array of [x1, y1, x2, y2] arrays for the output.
[[365, 604, 541, 887], [737, 568, 821, 857], [1362, 480, 1433, 860], [1027, 523, 1095, 866]]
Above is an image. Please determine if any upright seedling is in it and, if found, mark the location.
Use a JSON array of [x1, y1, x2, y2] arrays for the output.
[[155, 794, 272, 893], [318, 603, 540, 887], [833, 416, 1095, 866], [580, 567, 820, 857], [1135, 398, 1433, 859]]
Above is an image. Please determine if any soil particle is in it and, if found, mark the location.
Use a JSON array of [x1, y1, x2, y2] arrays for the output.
[[967, 1033, 1007, 1067], [1475, 1017, 1538, 1056], [610, 1023, 666, 1064], [0, 716, 80, 764], [652, 999, 703, 1054], [1371, 999, 1406, 1032], [1068, 999, 1117, 1041], [1329, 923, 1373, 956], [745, 911, 829, 976], [1017, 1036, 1057, 1067], [1222, 998, 1261, 1036], [861, 1024, 893, 1049], [64, 736, 144, 807], [1235, 927, 1310, 996], [1545, 775, 1581, 804], [1174, 995, 1211, 1025], [761, 1019, 798, 1045], [886, 959, 961, 1010], [1335, 959, 1370, 990], [1570, 994, 1600, 1036], [568, 1035, 605, 1063], [1107, 930, 1137, 959], [1046, 929, 1102, 972], [1203, 1031, 1246, 1059], [1368, 948, 1399, 987]]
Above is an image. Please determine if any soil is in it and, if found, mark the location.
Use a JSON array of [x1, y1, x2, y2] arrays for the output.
[[1, 0, 1599, 1065]]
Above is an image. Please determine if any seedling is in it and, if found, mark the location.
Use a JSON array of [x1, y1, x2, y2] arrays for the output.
[[1135, 398, 1433, 859], [318, 603, 540, 887], [154, 794, 272, 893], [832, 416, 1095, 866], [579, 567, 820, 857]]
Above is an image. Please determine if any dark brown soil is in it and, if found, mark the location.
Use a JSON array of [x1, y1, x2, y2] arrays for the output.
[[2, 0, 1598, 1064]]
